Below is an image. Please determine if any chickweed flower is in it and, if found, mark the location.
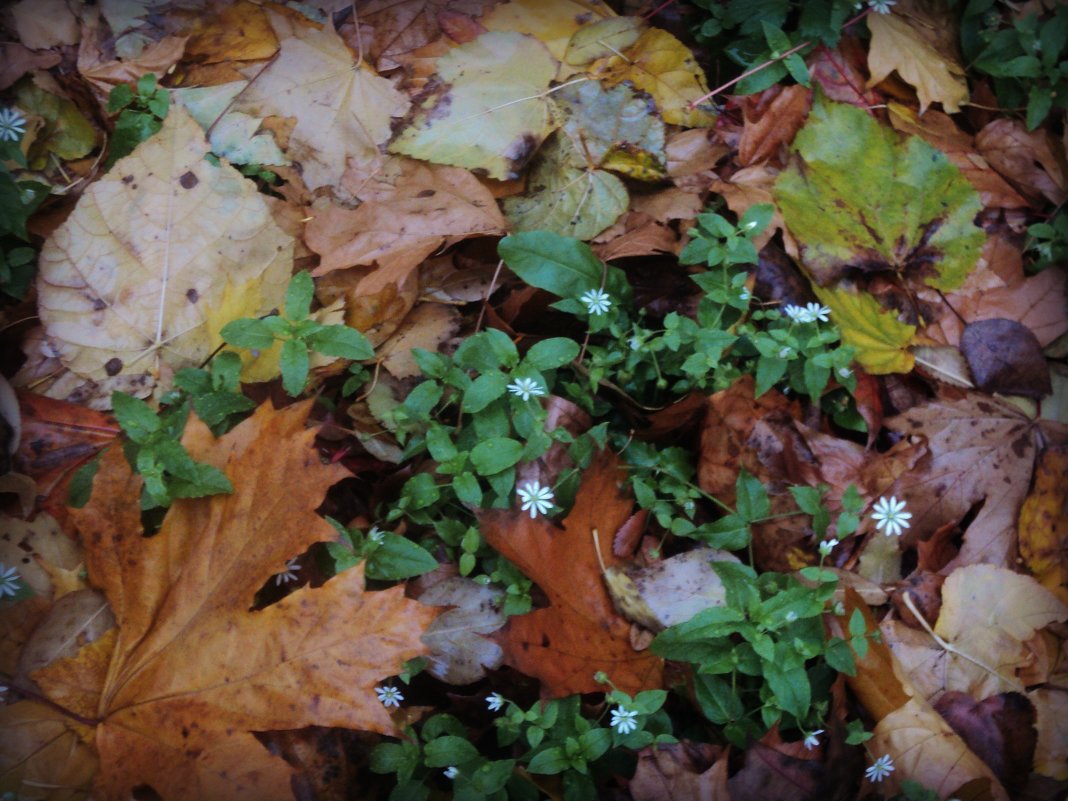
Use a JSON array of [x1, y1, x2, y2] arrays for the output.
[[367, 526, 385, 544], [274, 557, 300, 585], [486, 692, 505, 712], [803, 729, 823, 750], [868, 0, 896, 13], [610, 707, 639, 735], [805, 302, 831, 322], [507, 376, 544, 401], [516, 481, 554, 519], [871, 496, 911, 537], [580, 288, 612, 315], [818, 538, 839, 557], [443, 767, 459, 779], [782, 304, 809, 322], [0, 565, 22, 598], [778, 346, 793, 359], [837, 366, 852, 379], [375, 685, 404, 707], [0, 108, 26, 142], [865, 754, 895, 782]]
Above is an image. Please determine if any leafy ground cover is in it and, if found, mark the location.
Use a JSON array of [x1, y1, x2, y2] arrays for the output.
[[0, 1, 1066, 800]]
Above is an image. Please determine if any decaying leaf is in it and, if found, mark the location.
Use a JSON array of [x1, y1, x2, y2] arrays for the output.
[[960, 318, 1051, 399], [812, 285, 917, 375], [775, 95, 983, 292], [1019, 446, 1068, 605], [482, 0, 616, 63], [480, 451, 663, 696], [233, 11, 409, 193], [0, 701, 99, 801], [173, 82, 288, 168], [34, 107, 293, 403], [389, 31, 558, 180], [359, 0, 491, 71], [25, 402, 437, 801]]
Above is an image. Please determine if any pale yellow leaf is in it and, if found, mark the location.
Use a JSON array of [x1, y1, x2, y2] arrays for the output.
[[1030, 686, 1068, 779], [812, 286, 917, 374], [35, 106, 293, 402], [867, 11, 968, 114], [482, 0, 616, 62], [235, 12, 410, 193]]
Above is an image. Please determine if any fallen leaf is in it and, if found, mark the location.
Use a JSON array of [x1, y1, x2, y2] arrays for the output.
[[15, 73, 100, 169], [1019, 446, 1068, 605], [1030, 686, 1068, 779], [0, 512, 85, 601], [960, 319, 1051, 400], [17, 588, 115, 688], [933, 691, 1036, 790], [592, 27, 718, 127], [359, 0, 490, 71], [737, 85, 811, 167], [173, 82, 288, 168], [711, 163, 790, 255], [306, 156, 507, 276], [866, 6, 969, 113], [975, 119, 1068, 206], [482, 0, 616, 63], [726, 729, 823, 801], [389, 31, 558, 181], [11, 0, 79, 50], [564, 17, 644, 67], [183, 1, 278, 64], [35, 106, 293, 401], [629, 741, 729, 801], [29, 402, 438, 800], [812, 285, 917, 374], [0, 43, 61, 91], [882, 392, 1043, 567], [0, 701, 98, 801], [808, 38, 882, 109], [775, 95, 984, 292], [77, 8, 186, 102], [479, 450, 663, 696], [233, 11, 410, 194], [378, 303, 462, 380]]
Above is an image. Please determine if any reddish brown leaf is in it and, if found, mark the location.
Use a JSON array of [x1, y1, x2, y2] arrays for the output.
[[933, 691, 1037, 790], [960, 318, 1052, 399], [808, 38, 881, 109], [737, 85, 812, 167], [480, 451, 663, 696], [629, 741, 730, 801]]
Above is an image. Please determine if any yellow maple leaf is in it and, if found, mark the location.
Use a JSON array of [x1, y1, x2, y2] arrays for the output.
[[813, 286, 916, 374], [482, 0, 616, 62], [867, 10, 968, 113]]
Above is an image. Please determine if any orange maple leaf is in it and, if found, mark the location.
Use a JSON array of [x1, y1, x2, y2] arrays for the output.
[[28, 401, 438, 801], [480, 451, 663, 697]]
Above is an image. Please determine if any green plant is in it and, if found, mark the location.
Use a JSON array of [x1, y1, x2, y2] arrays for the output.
[[221, 270, 375, 396], [324, 519, 438, 581], [110, 391, 233, 510], [1026, 207, 1068, 272], [962, 2, 1068, 130], [106, 73, 170, 167], [0, 108, 48, 299], [170, 351, 257, 435]]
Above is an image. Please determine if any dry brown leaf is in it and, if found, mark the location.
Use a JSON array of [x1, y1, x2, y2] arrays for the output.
[[28, 402, 438, 801], [480, 451, 663, 696], [711, 164, 796, 256], [1030, 686, 1068, 779], [233, 11, 410, 194], [306, 156, 507, 276], [11, 0, 79, 51], [77, 8, 186, 102], [809, 37, 882, 108], [359, 0, 490, 70], [183, 1, 279, 65], [377, 303, 461, 379], [975, 119, 1068, 206], [737, 85, 812, 167], [881, 392, 1042, 568], [0, 701, 99, 801], [629, 742, 730, 801], [0, 43, 61, 91], [866, 4, 968, 113], [35, 106, 293, 403]]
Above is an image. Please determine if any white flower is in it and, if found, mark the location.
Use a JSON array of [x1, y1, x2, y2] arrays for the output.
[[778, 346, 793, 359], [486, 692, 505, 712], [871, 496, 911, 537], [785, 611, 798, 622], [274, 557, 300, 585], [782, 304, 810, 322], [507, 376, 545, 401], [610, 707, 639, 735], [743, 220, 758, 230], [628, 335, 644, 350], [837, 367, 852, 379], [375, 685, 404, 707], [367, 526, 385, 544], [865, 754, 895, 782], [819, 538, 839, 557], [0, 565, 21, 598], [581, 289, 612, 315], [738, 288, 751, 302], [804, 303, 831, 322], [868, 0, 896, 13], [833, 600, 846, 616], [443, 767, 459, 779], [516, 481, 554, 519], [0, 108, 26, 142], [803, 729, 823, 750]]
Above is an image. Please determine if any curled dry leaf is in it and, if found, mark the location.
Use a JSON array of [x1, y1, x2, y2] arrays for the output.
[[25, 402, 437, 801], [959, 318, 1052, 400], [737, 85, 811, 168], [35, 106, 293, 404], [975, 119, 1068, 206], [479, 450, 663, 696]]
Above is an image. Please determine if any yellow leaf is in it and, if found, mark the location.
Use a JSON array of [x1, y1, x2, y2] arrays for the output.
[[867, 10, 968, 114], [592, 28, 717, 127], [1019, 446, 1068, 605], [234, 11, 409, 193], [812, 286, 916, 374], [35, 106, 293, 403], [482, 0, 616, 62], [1031, 686, 1068, 779]]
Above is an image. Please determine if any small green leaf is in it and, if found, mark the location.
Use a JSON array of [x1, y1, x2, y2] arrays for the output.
[[68, 452, 103, 508], [764, 657, 811, 720], [735, 470, 770, 522], [221, 318, 276, 350], [307, 325, 374, 360], [694, 675, 744, 723], [136, 73, 158, 97], [107, 83, 134, 113], [454, 329, 519, 372], [367, 534, 439, 580], [524, 337, 580, 370], [499, 231, 603, 298], [284, 270, 314, 320], [462, 371, 509, 413], [527, 746, 569, 775], [279, 339, 310, 396], [470, 437, 523, 476], [111, 392, 161, 442]]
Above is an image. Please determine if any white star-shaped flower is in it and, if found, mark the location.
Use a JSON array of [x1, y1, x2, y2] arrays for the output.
[[837, 367, 852, 379], [818, 538, 839, 557], [865, 754, 894, 782], [486, 692, 505, 712], [375, 685, 404, 707], [516, 481, 554, 519], [738, 288, 751, 302], [778, 346, 793, 359], [804, 302, 831, 322], [610, 707, 639, 735], [868, 0, 896, 14], [803, 729, 823, 750], [785, 610, 798, 622], [782, 304, 810, 322], [443, 767, 459, 779], [0, 108, 26, 142], [507, 376, 545, 401], [871, 496, 911, 537], [0, 565, 22, 598], [368, 526, 385, 544], [580, 289, 612, 315], [274, 557, 301, 585]]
